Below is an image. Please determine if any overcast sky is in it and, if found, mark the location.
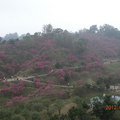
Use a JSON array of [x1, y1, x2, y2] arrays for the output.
[[0, 0, 120, 37]]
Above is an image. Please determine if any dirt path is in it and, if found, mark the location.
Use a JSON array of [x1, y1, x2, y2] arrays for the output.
[[6, 74, 73, 89], [6, 59, 120, 81], [6, 66, 81, 82], [103, 59, 120, 65]]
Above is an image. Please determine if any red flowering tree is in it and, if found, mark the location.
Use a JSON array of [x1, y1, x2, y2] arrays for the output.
[[0, 81, 26, 97], [33, 78, 43, 88]]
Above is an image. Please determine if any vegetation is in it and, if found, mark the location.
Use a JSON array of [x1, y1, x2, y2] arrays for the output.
[[0, 24, 120, 119]]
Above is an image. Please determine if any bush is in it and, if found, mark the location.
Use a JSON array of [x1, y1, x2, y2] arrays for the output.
[[12, 114, 25, 120], [31, 112, 41, 120], [21, 109, 30, 119], [112, 111, 120, 120], [73, 87, 91, 97], [32, 103, 43, 112], [0, 108, 12, 120]]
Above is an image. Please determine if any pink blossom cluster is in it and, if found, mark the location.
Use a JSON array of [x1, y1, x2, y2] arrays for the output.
[[0, 71, 5, 78], [6, 96, 29, 107], [55, 69, 65, 80], [6, 101, 13, 107], [93, 72, 100, 77], [56, 90, 67, 95], [67, 54, 78, 63], [42, 54, 52, 60], [1, 81, 25, 96], [0, 87, 11, 96], [41, 39, 55, 48], [12, 96, 29, 102], [64, 67, 77, 77], [0, 51, 6, 59], [35, 61, 51, 69], [27, 80, 56, 97], [85, 60, 103, 71], [85, 54, 102, 63], [20, 60, 31, 68], [31, 49, 38, 53], [44, 83, 55, 91], [81, 71, 89, 75], [27, 88, 41, 97], [33, 78, 43, 87], [0, 65, 15, 76], [77, 80, 83, 84]]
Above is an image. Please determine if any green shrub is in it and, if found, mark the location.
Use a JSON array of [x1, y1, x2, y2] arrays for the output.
[[12, 114, 25, 120], [0, 108, 12, 120], [31, 112, 41, 120], [21, 109, 30, 119]]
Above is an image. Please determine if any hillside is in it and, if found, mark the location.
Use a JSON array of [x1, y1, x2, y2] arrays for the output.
[[1, 24, 120, 120], [1, 25, 120, 78]]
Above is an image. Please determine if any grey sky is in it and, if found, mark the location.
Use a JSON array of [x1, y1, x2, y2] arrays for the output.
[[0, 0, 120, 37]]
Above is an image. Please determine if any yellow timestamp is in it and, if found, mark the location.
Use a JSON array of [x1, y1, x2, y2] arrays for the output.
[[106, 105, 120, 110]]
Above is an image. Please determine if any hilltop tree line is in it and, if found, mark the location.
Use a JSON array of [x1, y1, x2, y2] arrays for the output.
[[1, 24, 120, 41]]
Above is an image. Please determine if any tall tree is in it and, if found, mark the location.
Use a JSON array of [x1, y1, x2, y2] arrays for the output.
[[42, 24, 53, 34], [89, 25, 98, 33]]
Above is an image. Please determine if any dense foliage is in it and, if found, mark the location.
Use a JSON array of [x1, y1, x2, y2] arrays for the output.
[[0, 24, 120, 119]]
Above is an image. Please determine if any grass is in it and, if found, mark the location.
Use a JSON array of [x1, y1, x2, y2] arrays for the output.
[[23, 87, 35, 96], [86, 78, 95, 85], [105, 62, 120, 71], [61, 102, 76, 114]]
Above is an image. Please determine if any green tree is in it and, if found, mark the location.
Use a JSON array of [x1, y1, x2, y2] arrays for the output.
[[54, 30, 74, 48], [42, 24, 53, 34], [53, 28, 63, 33], [99, 24, 120, 39], [55, 62, 63, 69], [4, 33, 18, 40], [89, 25, 98, 33], [12, 115, 25, 120], [21, 109, 30, 120], [53, 100, 64, 116], [42, 99, 52, 117], [31, 112, 41, 120], [73, 38, 88, 54], [32, 103, 43, 112], [0, 108, 12, 120], [93, 95, 116, 120], [0, 37, 2, 42], [112, 111, 120, 120], [68, 106, 86, 120]]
